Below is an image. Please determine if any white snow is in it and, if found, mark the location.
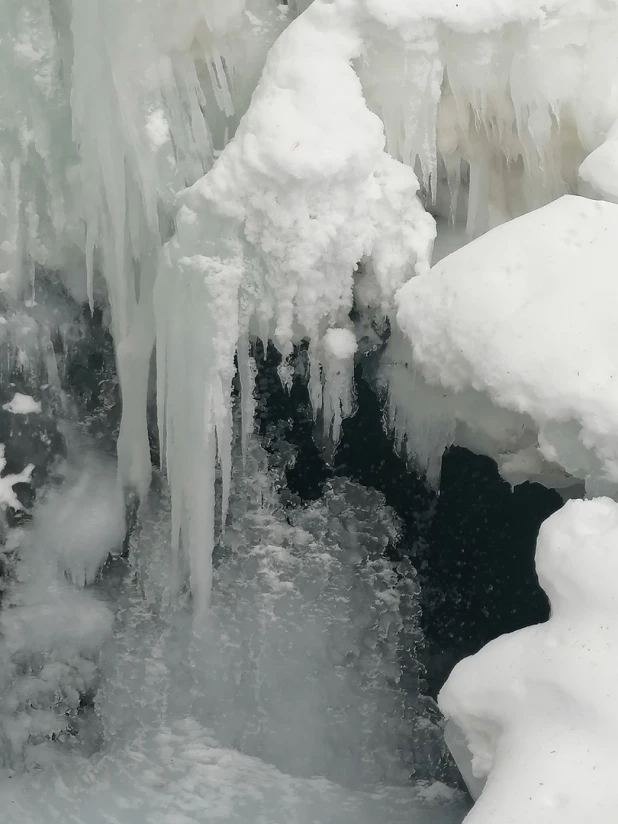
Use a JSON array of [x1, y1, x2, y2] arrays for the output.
[[2, 393, 41, 415], [0, 444, 33, 512], [439, 497, 618, 823], [5, 0, 618, 611], [392, 195, 618, 495], [6, 0, 618, 824]]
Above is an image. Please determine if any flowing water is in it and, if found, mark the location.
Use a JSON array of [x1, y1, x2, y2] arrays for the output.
[[0, 441, 468, 823]]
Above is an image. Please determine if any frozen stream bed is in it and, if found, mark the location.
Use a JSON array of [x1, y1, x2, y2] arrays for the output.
[[0, 445, 468, 824]]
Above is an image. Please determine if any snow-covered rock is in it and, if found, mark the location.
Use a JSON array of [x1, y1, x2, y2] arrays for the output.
[[392, 195, 618, 496], [439, 497, 618, 823]]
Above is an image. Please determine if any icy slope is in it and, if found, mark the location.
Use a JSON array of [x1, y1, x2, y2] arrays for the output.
[[440, 497, 618, 824], [391, 195, 618, 495]]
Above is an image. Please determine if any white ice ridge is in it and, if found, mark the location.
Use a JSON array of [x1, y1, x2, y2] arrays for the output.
[[390, 196, 618, 496], [439, 497, 618, 823]]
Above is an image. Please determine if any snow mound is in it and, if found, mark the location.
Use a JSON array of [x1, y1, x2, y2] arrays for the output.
[[154, 0, 434, 610], [393, 195, 618, 495], [439, 497, 618, 823]]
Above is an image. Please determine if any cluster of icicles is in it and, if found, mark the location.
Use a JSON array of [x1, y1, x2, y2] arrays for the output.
[[3, 0, 618, 611]]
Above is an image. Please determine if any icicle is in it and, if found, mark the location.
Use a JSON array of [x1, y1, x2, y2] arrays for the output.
[[154, 205, 243, 617], [237, 333, 257, 464], [320, 328, 357, 445]]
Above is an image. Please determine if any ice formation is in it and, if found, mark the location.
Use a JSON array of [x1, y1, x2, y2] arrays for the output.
[[439, 498, 618, 823], [4, 0, 618, 816], [0, 512, 114, 769], [1, 721, 464, 824], [0, 440, 467, 820]]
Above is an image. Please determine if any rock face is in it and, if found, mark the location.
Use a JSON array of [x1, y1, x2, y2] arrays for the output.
[[440, 498, 618, 824]]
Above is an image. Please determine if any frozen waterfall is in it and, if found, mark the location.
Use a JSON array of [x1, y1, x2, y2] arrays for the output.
[[2, 0, 618, 822]]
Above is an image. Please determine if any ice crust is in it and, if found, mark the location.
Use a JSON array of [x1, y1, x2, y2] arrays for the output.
[[2, 394, 41, 415]]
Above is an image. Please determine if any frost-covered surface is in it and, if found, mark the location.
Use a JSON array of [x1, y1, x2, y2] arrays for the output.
[[4, 0, 618, 607], [154, 0, 435, 608], [439, 498, 618, 823], [104, 446, 449, 788], [391, 196, 618, 495], [6, 0, 618, 818], [0, 517, 113, 769]]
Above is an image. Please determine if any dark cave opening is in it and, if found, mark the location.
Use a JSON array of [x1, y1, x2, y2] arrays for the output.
[[253, 347, 563, 696]]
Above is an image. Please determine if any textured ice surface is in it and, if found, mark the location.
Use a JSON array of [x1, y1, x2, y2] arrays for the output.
[[5, 0, 618, 611], [101, 446, 449, 788], [440, 498, 618, 823]]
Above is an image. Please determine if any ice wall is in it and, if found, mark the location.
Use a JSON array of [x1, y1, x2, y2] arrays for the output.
[[358, 0, 618, 235]]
